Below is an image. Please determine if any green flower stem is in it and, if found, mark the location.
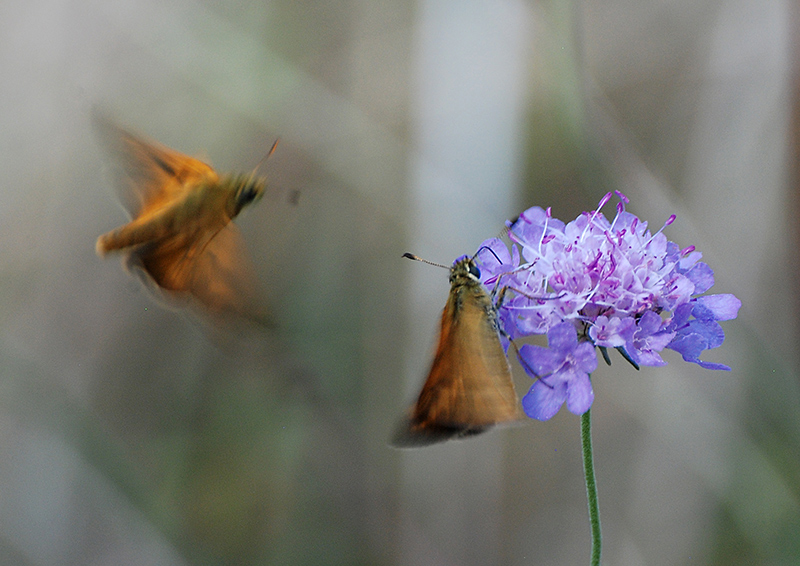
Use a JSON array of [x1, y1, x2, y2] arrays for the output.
[[581, 407, 601, 566]]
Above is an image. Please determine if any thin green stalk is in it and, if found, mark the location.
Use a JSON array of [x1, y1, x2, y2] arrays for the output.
[[581, 407, 601, 566]]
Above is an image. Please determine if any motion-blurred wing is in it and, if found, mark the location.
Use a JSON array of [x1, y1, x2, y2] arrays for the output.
[[393, 289, 521, 447], [93, 111, 217, 218], [126, 223, 261, 320]]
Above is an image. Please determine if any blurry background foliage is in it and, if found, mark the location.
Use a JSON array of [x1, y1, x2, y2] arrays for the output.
[[0, 0, 796, 564]]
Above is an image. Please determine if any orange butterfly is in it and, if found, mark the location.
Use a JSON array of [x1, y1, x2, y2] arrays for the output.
[[392, 254, 522, 447], [94, 112, 275, 322]]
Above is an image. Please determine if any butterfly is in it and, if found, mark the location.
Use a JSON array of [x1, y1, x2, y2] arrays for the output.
[[94, 112, 275, 322], [392, 253, 522, 447]]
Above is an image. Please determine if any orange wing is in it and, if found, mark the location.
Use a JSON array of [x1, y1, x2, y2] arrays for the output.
[[93, 111, 217, 219], [126, 222, 261, 319], [393, 286, 521, 446]]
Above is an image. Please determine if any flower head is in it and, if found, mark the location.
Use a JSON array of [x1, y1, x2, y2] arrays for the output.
[[475, 192, 741, 420]]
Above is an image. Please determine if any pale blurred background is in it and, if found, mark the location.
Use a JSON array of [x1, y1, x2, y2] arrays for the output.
[[0, 0, 795, 564]]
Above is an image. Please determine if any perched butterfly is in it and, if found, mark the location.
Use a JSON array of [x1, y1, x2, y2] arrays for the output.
[[392, 253, 522, 447], [94, 112, 275, 322]]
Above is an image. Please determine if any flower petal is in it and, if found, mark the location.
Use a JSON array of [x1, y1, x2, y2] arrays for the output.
[[522, 379, 567, 421], [573, 341, 599, 374], [667, 330, 732, 371], [547, 321, 578, 353], [696, 294, 741, 321], [668, 332, 707, 360], [518, 344, 562, 377], [685, 262, 714, 294], [589, 316, 635, 348], [566, 371, 594, 415]]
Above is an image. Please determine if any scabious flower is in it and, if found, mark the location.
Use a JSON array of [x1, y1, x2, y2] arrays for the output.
[[474, 191, 741, 421]]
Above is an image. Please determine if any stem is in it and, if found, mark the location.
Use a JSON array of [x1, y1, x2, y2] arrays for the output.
[[581, 407, 602, 566]]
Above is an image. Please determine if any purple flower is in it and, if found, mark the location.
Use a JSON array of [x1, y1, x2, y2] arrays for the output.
[[589, 315, 636, 348], [626, 311, 674, 367], [472, 191, 740, 419], [665, 294, 741, 370], [519, 322, 597, 420]]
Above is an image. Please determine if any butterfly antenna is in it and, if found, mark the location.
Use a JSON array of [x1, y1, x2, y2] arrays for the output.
[[402, 253, 449, 270], [248, 138, 280, 179], [473, 245, 503, 264]]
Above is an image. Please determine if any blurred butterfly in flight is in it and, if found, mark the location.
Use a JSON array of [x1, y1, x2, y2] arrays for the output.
[[94, 112, 277, 324]]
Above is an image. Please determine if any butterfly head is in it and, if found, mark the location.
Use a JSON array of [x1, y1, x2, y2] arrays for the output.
[[228, 139, 279, 217], [228, 174, 267, 216], [450, 255, 481, 285]]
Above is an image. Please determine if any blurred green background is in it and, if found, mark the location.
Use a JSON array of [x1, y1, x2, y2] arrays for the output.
[[0, 0, 795, 564]]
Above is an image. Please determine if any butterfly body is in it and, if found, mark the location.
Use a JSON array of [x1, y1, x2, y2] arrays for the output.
[[96, 173, 264, 256], [94, 114, 269, 318], [393, 255, 521, 447]]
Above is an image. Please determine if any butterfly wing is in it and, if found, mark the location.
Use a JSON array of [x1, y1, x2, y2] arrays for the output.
[[393, 285, 521, 447], [93, 111, 218, 219], [95, 112, 268, 325], [126, 221, 262, 319]]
